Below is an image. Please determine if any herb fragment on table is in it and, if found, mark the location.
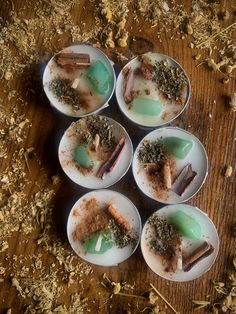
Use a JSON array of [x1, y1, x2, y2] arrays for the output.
[[192, 300, 211, 310], [150, 283, 179, 314], [224, 165, 233, 177], [229, 93, 236, 112], [193, 272, 236, 313], [152, 59, 187, 102], [49, 77, 80, 111]]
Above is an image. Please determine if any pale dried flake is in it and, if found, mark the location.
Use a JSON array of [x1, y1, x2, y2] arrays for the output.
[[6, 309, 11, 314], [186, 24, 194, 35], [229, 93, 236, 112], [12, 277, 25, 297], [1, 175, 9, 184], [53, 305, 68, 313], [222, 77, 230, 84], [5, 71, 13, 80], [225, 165, 233, 178], [222, 294, 232, 312], [151, 306, 162, 314], [112, 282, 121, 294], [0, 241, 9, 252], [192, 300, 211, 310], [117, 32, 129, 47], [114, 51, 129, 62], [0, 266, 6, 275], [233, 257, 236, 270], [149, 290, 159, 305], [194, 53, 201, 60]]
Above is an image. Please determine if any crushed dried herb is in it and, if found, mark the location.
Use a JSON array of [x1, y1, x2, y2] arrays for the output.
[[152, 59, 187, 101], [49, 77, 80, 111], [148, 215, 180, 253], [77, 116, 116, 149], [138, 140, 167, 165], [108, 219, 137, 248]]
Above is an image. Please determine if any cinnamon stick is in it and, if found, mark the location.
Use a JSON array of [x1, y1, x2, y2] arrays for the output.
[[183, 241, 214, 272], [171, 163, 197, 196], [123, 68, 135, 103], [96, 137, 126, 179], [56, 53, 90, 69], [107, 204, 131, 231]]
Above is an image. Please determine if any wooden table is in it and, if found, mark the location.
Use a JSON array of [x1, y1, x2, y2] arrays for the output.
[[0, 1, 235, 313]]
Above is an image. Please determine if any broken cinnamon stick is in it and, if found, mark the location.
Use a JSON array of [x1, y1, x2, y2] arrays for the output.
[[171, 163, 197, 196], [56, 52, 90, 69], [183, 241, 214, 272], [107, 204, 131, 231], [140, 56, 154, 80], [96, 137, 126, 179], [123, 68, 135, 103]]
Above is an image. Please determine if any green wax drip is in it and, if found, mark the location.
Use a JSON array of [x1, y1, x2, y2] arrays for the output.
[[169, 210, 201, 240], [83, 230, 113, 254], [161, 137, 193, 159], [75, 144, 93, 169], [86, 60, 110, 95], [132, 97, 162, 116]]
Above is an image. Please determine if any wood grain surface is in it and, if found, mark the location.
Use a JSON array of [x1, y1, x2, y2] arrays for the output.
[[0, 0, 235, 313]]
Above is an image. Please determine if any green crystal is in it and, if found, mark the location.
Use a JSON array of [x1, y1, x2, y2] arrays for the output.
[[169, 210, 201, 240], [161, 137, 193, 159], [83, 230, 113, 254], [86, 60, 110, 95], [132, 97, 162, 116], [75, 144, 93, 168]]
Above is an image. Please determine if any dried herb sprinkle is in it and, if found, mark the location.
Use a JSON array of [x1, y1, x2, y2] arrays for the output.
[[49, 77, 80, 111], [153, 59, 187, 101], [77, 116, 116, 149], [138, 140, 167, 165], [108, 219, 137, 249]]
